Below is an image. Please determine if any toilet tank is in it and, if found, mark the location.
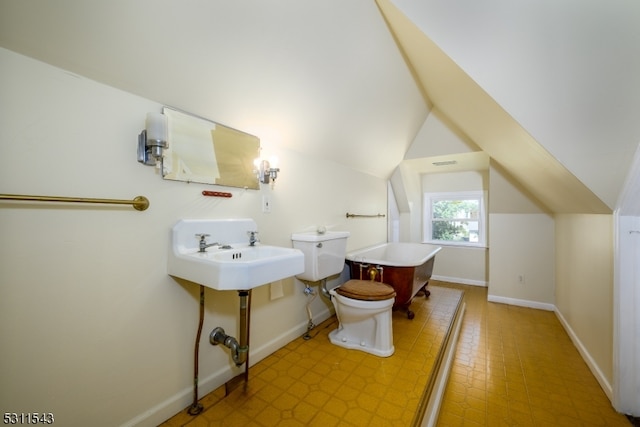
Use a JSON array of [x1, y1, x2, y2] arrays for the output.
[[291, 230, 350, 282]]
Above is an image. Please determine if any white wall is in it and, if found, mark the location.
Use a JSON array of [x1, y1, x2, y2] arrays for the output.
[[432, 246, 488, 286], [488, 214, 555, 308], [488, 161, 555, 307], [0, 49, 387, 426], [555, 214, 615, 399]]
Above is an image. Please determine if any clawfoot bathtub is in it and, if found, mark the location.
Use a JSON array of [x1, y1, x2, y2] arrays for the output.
[[346, 243, 442, 319]]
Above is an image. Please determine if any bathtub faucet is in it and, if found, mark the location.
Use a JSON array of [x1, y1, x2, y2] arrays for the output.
[[367, 265, 384, 283]]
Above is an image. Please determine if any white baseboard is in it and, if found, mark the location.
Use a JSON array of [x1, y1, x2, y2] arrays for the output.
[[431, 275, 487, 287], [123, 307, 333, 427], [121, 364, 238, 427], [487, 294, 555, 311], [554, 309, 613, 401]]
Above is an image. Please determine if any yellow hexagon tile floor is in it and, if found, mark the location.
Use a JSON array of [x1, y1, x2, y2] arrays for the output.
[[161, 282, 631, 426]]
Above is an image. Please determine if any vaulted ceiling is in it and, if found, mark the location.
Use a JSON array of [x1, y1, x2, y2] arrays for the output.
[[0, 1, 427, 180], [379, 0, 640, 213], [1, 0, 639, 214]]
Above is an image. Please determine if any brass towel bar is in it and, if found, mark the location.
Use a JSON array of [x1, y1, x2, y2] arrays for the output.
[[346, 212, 386, 218], [0, 193, 150, 211]]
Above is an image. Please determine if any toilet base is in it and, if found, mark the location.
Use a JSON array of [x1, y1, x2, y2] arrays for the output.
[[328, 328, 395, 357]]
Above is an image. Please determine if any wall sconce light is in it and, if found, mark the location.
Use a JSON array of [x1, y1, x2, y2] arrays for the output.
[[137, 112, 168, 166], [254, 156, 280, 188]]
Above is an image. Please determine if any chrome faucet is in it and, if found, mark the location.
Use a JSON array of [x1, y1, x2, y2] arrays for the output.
[[247, 231, 259, 246], [196, 234, 219, 252]]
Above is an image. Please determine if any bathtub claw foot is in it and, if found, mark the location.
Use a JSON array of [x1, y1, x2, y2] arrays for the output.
[[416, 285, 430, 298]]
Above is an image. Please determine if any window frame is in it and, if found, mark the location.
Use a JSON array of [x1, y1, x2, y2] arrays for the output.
[[423, 190, 487, 248]]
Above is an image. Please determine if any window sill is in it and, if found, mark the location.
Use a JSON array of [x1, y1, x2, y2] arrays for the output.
[[423, 241, 488, 250]]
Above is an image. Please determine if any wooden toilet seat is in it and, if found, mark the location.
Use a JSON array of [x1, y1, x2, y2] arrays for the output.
[[336, 280, 396, 301]]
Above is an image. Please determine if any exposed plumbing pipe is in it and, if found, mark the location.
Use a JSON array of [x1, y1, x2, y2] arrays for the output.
[[244, 290, 251, 383], [303, 284, 317, 340], [238, 290, 249, 367], [210, 327, 240, 363], [320, 278, 331, 300], [188, 285, 205, 416], [210, 290, 250, 367]]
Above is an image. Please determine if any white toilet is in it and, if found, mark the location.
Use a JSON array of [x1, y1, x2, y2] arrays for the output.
[[291, 230, 396, 357]]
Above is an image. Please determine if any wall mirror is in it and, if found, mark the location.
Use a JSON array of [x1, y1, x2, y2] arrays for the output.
[[162, 107, 261, 189]]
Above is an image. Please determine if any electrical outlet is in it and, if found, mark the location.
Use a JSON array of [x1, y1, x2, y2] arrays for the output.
[[518, 274, 525, 284], [262, 195, 271, 213]]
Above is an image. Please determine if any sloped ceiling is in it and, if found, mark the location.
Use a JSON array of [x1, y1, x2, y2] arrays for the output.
[[0, 0, 427, 180], [2, 1, 639, 214], [378, 0, 640, 214]]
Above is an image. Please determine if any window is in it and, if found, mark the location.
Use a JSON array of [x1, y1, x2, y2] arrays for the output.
[[424, 191, 487, 247]]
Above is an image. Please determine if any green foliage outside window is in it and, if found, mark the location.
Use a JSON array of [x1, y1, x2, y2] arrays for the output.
[[431, 199, 479, 242]]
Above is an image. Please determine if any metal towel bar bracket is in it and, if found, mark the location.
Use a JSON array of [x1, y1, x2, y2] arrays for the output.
[[0, 193, 150, 211]]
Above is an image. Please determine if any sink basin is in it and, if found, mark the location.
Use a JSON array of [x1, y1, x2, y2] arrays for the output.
[[168, 219, 304, 291], [170, 245, 304, 290]]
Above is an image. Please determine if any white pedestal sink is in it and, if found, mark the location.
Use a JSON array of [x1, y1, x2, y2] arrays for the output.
[[168, 218, 304, 290]]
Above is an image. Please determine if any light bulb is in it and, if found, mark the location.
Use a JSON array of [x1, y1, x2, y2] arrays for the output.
[[269, 156, 279, 169]]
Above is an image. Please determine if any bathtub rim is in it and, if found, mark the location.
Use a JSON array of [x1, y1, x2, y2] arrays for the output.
[[346, 242, 442, 267]]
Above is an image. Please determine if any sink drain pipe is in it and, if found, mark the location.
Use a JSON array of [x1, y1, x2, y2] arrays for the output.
[[187, 288, 252, 416], [210, 290, 251, 368]]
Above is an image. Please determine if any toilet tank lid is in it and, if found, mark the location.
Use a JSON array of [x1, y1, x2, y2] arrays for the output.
[[291, 230, 350, 242]]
